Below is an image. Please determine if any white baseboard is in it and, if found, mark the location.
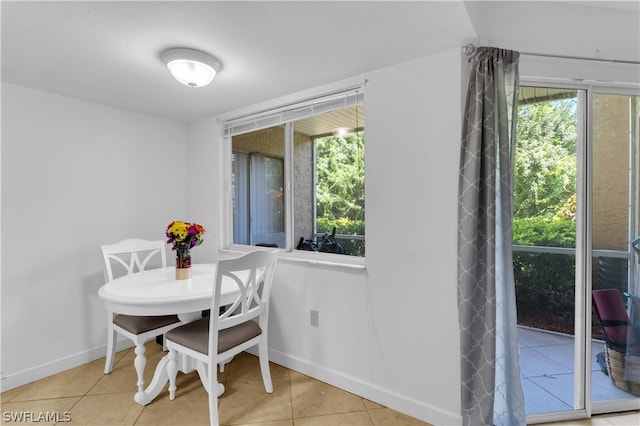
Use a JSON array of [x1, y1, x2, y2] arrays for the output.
[[251, 347, 462, 426], [0, 339, 134, 392]]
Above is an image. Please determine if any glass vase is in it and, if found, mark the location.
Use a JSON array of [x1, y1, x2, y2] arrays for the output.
[[175, 253, 191, 280]]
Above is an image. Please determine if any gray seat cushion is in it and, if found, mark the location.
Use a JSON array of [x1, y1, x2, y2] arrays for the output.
[[165, 317, 262, 355], [113, 314, 180, 334]]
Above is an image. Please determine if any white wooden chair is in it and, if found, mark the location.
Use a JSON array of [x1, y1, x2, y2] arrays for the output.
[[165, 250, 278, 426], [100, 238, 181, 394]]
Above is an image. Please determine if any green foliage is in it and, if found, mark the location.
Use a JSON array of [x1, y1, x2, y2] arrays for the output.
[[314, 131, 365, 256], [554, 194, 576, 221], [513, 251, 576, 327], [512, 217, 576, 247], [515, 99, 577, 219], [513, 97, 579, 332], [512, 216, 577, 331], [316, 217, 364, 236], [315, 133, 365, 222], [513, 216, 576, 326]]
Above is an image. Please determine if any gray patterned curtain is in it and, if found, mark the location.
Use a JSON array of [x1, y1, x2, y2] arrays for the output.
[[457, 47, 526, 426]]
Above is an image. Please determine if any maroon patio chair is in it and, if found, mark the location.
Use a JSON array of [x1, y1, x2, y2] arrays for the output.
[[592, 288, 640, 395]]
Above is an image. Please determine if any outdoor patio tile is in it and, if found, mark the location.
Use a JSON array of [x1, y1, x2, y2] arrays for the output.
[[591, 369, 612, 394], [519, 327, 640, 416], [531, 343, 575, 370], [528, 373, 574, 408], [591, 370, 639, 402], [521, 378, 572, 415], [520, 347, 573, 378], [518, 327, 574, 348]]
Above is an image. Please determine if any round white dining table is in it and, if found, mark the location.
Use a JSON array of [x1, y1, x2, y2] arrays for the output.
[[98, 263, 238, 406], [98, 263, 239, 320]]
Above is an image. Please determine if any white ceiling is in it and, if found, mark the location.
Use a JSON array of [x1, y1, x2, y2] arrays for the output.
[[464, 1, 640, 63], [2, 1, 638, 123], [1, 1, 476, 123]]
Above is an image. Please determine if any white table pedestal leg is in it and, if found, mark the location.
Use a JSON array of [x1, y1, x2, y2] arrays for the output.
[[135, 311, 216, 406], [134, 353, 169, 405], [178, 312, 201, 323], [134, 343, 146, 393], [134, 353, 226, 405]]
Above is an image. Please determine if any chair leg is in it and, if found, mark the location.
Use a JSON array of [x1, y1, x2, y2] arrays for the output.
[[218, 356, 234, 373], [167, 350, 178, 400], [133, 343, 147, 394], [104, 324, 117, 374], [209, 391, 219, 426], [258, 341, 273, 393], [205, 363, 220, 426]]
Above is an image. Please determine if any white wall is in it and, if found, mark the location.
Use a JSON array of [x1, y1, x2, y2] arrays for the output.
[[184, 116, 223, 264], [0, 83, 187, 389], [187, 48, 463, 425]]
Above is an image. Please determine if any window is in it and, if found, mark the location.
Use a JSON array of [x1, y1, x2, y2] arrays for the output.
[[232, 152, 284, 247], [224, 85, 365, 259], [310, 131, 365, 256]]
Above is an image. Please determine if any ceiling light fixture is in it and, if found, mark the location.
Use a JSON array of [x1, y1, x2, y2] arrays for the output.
[[161, 47, 222, 88]]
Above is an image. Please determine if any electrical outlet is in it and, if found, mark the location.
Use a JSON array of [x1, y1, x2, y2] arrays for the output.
[[310, 309, 319, 327]]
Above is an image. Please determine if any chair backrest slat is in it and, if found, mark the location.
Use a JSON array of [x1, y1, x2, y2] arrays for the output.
[[100, 238, 167, 282], [209, 250, 278, 355]]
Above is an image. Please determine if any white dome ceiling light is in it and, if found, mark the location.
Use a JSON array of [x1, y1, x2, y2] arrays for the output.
[[161, 47, 222, 88]]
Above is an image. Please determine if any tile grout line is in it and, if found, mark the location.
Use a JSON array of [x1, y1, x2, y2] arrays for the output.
[[64, 362, 109, 422]]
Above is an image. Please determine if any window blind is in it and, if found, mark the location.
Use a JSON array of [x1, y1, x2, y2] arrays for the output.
[[223, 83, 365, 137]]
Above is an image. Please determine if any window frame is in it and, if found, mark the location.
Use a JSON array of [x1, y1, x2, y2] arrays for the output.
[[221, 84, 366, 269]]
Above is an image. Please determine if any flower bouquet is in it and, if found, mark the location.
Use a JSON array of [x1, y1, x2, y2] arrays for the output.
[[166, 221, 206, 279]]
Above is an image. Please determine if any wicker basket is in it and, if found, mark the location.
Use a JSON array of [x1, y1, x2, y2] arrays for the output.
[[605, 345, 640, 396]]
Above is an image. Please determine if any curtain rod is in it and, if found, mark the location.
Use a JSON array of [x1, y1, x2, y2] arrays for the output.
[[462, 44, 640, 65]]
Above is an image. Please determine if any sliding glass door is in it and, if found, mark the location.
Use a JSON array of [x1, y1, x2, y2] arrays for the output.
[[515, 84, 640, 420], [514, 87, 581, 416], [591, 93, 640, 412]]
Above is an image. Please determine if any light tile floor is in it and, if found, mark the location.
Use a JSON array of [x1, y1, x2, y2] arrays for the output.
[[1, 338, 638, 425], [0, 343, 431, 425]]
